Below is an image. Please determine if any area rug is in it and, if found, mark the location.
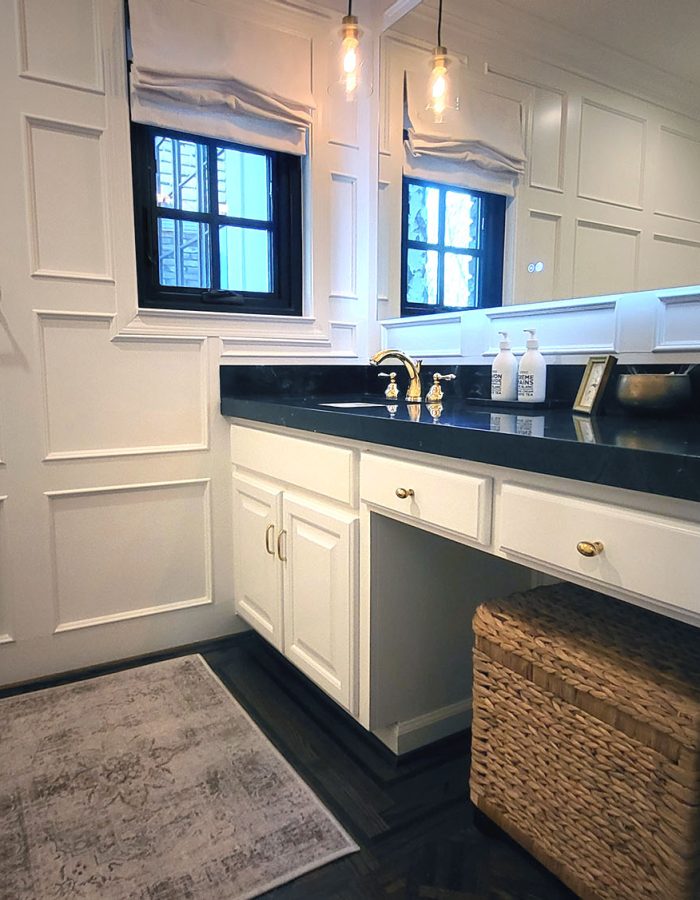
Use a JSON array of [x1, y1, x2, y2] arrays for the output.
[[0, 655, 358, 899]]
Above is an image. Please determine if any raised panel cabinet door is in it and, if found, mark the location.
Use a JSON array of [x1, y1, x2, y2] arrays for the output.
[[281, 497, 358, 713], [232, 475, 284, 650]]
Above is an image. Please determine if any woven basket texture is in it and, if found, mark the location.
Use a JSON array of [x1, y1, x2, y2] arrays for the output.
[[470, 583, 700, 900]]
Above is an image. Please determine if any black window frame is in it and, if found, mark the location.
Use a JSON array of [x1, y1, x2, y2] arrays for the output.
[[131, 123, 303, 316], [400, 176, 506, 316]]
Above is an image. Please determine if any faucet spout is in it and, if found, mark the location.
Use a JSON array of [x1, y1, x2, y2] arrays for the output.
[[370, 349, 423, 402]]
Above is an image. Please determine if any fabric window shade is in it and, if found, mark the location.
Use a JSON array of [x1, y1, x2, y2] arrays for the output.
[[404, 69, 526, 196], [128, 0, 314, 155]]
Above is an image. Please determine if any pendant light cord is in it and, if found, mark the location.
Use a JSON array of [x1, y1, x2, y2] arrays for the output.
[[348, 0, 353, 15], [437, 0, 443, 46]]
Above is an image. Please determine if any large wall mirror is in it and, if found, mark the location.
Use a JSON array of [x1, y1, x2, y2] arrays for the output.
[[377, 0, 700, 321]]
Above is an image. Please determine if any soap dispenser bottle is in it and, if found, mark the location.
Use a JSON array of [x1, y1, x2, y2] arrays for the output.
[[491, 331, 518, 401], [517, 329, 547, 403]]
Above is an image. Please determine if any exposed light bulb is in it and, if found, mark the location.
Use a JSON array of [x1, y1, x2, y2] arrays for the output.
[[428, 47, 449, 123], [340, 14, 359, 99]]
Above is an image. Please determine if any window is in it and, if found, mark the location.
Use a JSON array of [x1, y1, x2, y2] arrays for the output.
[[131, 125, 302, 315], [401, 177, 506, 315]]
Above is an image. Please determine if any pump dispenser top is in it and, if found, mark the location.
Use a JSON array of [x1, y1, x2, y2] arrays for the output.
[[524, 329, 539, 349], [491, 330, 518, 401], [517, 328, 547, 403]]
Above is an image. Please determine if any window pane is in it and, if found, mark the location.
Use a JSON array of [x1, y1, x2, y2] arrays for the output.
[[158, 219, 210, 288], [406, 248, 438, 305], [407, 184, 439, 244], [445, 191, 481, 249], [444, 252, 477, 307], [154, 135, 208, 212], [217, 148, 270, 220], [219, 226, 271, 293]]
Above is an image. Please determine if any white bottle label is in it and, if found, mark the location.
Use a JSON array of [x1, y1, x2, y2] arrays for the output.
[[517, 371, 535, 400], [491, 371, 503, 396]]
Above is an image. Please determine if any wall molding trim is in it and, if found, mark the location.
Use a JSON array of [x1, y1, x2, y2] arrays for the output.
[[16, 0, 104, 95], [53, 595, 213, 635], [46, 478, 213, 635], [36, 311, 210, 459], [24, 115, 114, 283], [654, 292, 700, 352]]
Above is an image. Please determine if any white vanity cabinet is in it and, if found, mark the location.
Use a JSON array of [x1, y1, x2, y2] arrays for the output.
[[230, 418, 700, 754], [231, 426, 359, 713]]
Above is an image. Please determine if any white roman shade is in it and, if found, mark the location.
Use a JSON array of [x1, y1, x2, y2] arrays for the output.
[[128, 0, 315, 155], [404, 69, 526, 196]]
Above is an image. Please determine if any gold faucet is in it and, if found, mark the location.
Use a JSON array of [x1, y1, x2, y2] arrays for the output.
[[370, 349, 423, 402]]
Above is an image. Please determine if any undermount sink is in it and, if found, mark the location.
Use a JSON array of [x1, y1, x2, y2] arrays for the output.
[[318, 401, 386, 408]]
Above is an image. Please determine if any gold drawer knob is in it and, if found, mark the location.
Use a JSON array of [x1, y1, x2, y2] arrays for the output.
[[395, 487, 415, 500], [577, 540, 604, 558]]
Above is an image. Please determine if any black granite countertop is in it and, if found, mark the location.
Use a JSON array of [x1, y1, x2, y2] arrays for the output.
[[220, 365, 700, 503]]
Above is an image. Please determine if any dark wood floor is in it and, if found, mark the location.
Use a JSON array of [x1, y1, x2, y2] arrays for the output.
[[204, 633, 577, 900]]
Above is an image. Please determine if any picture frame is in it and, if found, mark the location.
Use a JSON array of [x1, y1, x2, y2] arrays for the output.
[[573, 355, 617, 414]]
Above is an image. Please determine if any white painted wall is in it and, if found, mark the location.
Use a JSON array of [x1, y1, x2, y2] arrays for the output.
[[0, 0, 378, 685], [1, 0, 698, 686]]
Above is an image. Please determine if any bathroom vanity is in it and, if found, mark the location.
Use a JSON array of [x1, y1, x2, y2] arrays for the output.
[[221, 365, 700, 753]]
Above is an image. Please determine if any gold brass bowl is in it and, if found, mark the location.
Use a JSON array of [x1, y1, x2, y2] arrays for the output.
[[615, 373, 691, 413]]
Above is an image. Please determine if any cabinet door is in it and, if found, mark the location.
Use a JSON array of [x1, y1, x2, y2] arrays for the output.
[[281, 497, 358, 713], [232, 475, 284, 650]]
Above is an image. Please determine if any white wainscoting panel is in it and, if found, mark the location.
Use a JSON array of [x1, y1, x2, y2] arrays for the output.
[[655, 127, 700, 225], [17, 0, 103, 93], [38, 313, 207, 459], [529, 87, 565, 192], [25, 117, 112, 281], [485, 299, 618, 355], [573, 220, 639, 298], [0, 496, 11, 644], [47, 479, 212, 633], [381, 314, 463, 357], [651, 234, 700, 290], [520, 210, 560, 302], [654, 292, 700, 352], [577, 101, 645, 209], [329, 172, 358, 300]]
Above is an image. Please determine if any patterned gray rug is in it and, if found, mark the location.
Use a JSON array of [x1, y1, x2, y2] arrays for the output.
[[0, 655, 358, 899]]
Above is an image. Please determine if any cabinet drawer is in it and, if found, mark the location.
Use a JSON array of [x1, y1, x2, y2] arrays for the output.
[[361, 453, 492, 545], [232, 425, 354, 505], [500, 483, 700, 614]]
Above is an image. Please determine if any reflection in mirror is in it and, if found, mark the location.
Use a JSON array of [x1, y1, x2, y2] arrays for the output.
[[379, 0, 700, 318]]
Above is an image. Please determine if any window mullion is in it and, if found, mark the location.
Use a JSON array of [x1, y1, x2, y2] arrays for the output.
[[437, 186, 447, 309], [207, 139, 220, 291]]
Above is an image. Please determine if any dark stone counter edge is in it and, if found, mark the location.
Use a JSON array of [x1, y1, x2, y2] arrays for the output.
[[221, 397, 700, 504]]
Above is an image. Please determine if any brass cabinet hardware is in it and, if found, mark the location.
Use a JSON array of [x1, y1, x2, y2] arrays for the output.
[[277, 529, 288, 562], [577, 540, 604, 557], [265, 523, 275, 556], [395, 487, 415, 499], [425, 372, 456, 403]]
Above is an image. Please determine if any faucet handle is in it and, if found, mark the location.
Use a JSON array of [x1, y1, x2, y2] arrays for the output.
[[426, 372, 456, 402], [378, 371, 399, 400]]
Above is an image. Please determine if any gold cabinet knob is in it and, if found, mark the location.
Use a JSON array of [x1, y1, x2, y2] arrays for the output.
[[577, 540, 604, 557], [395, 487, 415, 499]]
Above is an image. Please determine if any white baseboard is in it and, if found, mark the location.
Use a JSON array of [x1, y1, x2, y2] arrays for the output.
[[372, 697, 473, 755]]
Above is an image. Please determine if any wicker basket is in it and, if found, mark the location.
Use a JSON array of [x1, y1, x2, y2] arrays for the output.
[[470, 583, 700, 900]]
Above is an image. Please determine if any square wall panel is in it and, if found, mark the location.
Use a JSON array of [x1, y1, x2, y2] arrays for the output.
[[578, 101, 645, 209]]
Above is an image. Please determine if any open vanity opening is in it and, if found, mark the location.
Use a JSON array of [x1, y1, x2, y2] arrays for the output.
[[368, 514, 534, 754]]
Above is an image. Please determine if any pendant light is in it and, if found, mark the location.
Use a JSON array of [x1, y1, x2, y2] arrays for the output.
[[427, 0, 450, 123], [340, 0, 360, 100]]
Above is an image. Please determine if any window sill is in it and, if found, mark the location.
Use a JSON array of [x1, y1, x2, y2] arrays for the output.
[[118, 308, 358, 358]]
